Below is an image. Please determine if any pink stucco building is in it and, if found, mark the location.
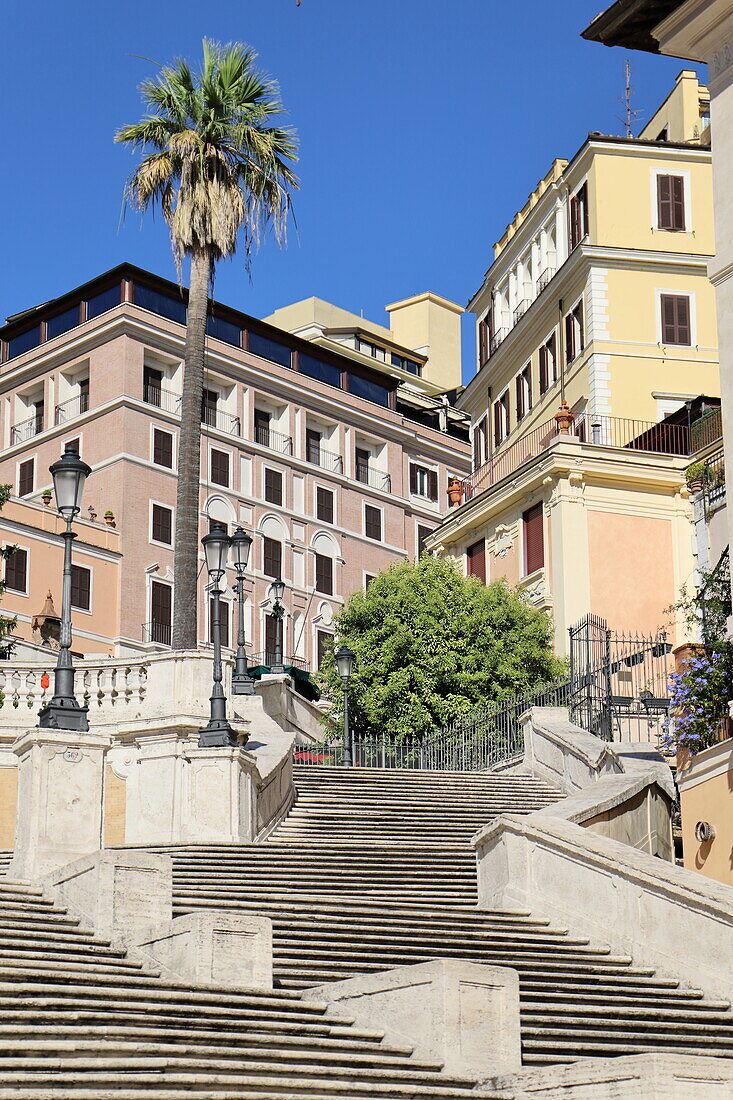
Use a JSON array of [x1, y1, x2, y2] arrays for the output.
[[0, 264, 470, 670]]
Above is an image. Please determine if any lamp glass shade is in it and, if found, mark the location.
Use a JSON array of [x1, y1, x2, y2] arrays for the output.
[[49, 443, 91, 518], [334, 644, 356, 681], [202, 523, 230, 579], [231, 527, 253, 572], [270, 578, 285, 603]]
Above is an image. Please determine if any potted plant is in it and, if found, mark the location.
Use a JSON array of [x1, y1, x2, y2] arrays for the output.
[[685, 461, 710, 493], [104, 510, 116, 528]]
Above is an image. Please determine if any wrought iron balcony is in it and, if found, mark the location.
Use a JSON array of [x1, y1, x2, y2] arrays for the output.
[[143, 384, 181, 413], [202, 405, 241, 436], [10, 412, 43, 444], [306, 443, 343, 472], [537, 266, 556, 293], [142, 621, 172, 646], [254, 425, 293, 455], [249, 651, 310, 672], [55, 393, 89, 425], [355, 464, 391, 491]]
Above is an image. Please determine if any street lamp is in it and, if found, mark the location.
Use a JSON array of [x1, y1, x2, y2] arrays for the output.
[[38, 443, 92, 732], [268, 578, 286, 673], [334, 644, 357, 767], [199, 523, 236, 747], [231, 527, 255, 695]]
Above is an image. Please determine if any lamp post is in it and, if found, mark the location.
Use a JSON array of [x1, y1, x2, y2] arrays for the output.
[[231, 527, 255, 695], [38, 443, 92, 732], [334, 644, 356, 767], [198, 523, 236, 747], [268, 578, 286, 673]]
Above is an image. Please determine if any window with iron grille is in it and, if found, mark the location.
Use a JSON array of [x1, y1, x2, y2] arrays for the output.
[[5, 547, 27, 592], [18, 459, 34, 497], [209, 596, 230, 648], [657, 175, 685, 231], [264, 468, 283, 506], [210, 448, 230, 487], [151, 504, 173, 545], [71, 565, 91, 611], [315, 553, 333, 595], [153, 428, 173, 468], [523, 502, 544, 575], [467, 540, 486, 584], [316, 487, 334, 524], [263, 536, 282, 579], [661, 294, 691, 346], [364, 505, 382, 541]]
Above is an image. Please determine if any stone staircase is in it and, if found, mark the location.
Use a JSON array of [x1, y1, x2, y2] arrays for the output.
[[162, 766, 733, 1067], [0, 871, 499, 1097]]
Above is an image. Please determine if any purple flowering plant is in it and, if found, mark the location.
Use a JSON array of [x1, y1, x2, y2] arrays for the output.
[[663, 644, 733, 754]]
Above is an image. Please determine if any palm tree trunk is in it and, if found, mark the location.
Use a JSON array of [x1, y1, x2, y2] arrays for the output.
[[172, 247, 211, 650]]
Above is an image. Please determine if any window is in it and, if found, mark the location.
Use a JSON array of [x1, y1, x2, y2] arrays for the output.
[[315, 553, 333, 595], [467, 540, 486, 584], [79, 377, 90, 413], [133, 283, 186, 324], [86, 284, 121, 321], [153, 428, 174, 469], [151, 504, 173, 546], [7, 327, 40, 359], [208, 518, 228, 535], [209, 596, 230, 648], [206, 314, 241, 346], [516, 364, 532, 422], [71, 565, 91, 611], [365, 505, 382, 541], [264, 468, 283, 506], [33, 398, 44, 434], [661, 295, 691, 346], [47, 304, 80, 340], [473, 417, 488, 470], [316, 487, 334, 524], [391, 352, 421, 375], [364, 574, 376, 590], [409, 463, 438, 501], [493, 391, 510, 446], [657, 175, 685, 231], [210, 448, 230, 487], [478, 307, 493, 365], [417, 525, 432, 557], [248, 332, 292, 368], [201, 388, 218, 427], [523, 503, 544, 575], [316, 630, 333, 670], [355, 447, 371, 484], [150, 580, 172, 645], [18, 459, 34, 497], [254, 408, 271, 447], [569, 182, 589, 250], [143, 365, 163, 406], [265, 613, 283, 663], [306, 428, 322, 465], [348, 374, 391, 407], [539, 335, 556, 395], [300, 353, 342, 388], [5, 547, 27, 593], [565, 301, 584, 364], [263, 536, 282, 579]]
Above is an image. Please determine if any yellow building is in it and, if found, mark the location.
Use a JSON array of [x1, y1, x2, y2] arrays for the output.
[[429, 72, 719, 654]]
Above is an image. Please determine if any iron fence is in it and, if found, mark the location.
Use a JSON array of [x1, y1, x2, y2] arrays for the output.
[[691, 407, 722, 452]]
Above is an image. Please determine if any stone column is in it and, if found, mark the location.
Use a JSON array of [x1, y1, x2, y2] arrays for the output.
[[9, 726, 110, 881], [183, 743, 258, 843]]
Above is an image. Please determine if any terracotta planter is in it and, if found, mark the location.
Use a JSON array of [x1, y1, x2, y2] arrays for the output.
[[554, 401, 575, 435], [446, 477, 464, 508], [104, 513, 116, 528]]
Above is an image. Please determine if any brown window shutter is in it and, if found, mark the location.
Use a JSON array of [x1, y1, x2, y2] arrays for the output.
[[657, 175, 672, 229], [549, 333, 557, 381], [525, 366, 532, 409], [478, 320, 487, 365], [428, 469, 438, 501], [315, 553, 333, 595], [488, 301, 495, 342], [516, 376, 524, 421], [473, 427, 481, 468], [409, 464, 418, 494], [5, 548, 27, 593], [661, 295, 691, 345], [565, 313, 575, 364], [494, 402, 502, 447], [675, 295, 691, 344], [575, 302, 584, 352], [263, 537, 282, 579], [672, 176, 685, 230], [570, 195, 580, 250], [523, 503, 544, 575], [539, 346, 548, 394], [467, 539, 486, 584], [580, 183, 589, 237]]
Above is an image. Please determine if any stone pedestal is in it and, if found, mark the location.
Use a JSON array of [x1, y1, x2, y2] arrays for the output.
[[132, 911, 273, 990], [8, 726, 110, 880], [184, 744, 258, 843], [312, 960, 522, 1078]]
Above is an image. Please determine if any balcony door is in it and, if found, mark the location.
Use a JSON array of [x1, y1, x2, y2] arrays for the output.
[[150, 580, 172, 646]]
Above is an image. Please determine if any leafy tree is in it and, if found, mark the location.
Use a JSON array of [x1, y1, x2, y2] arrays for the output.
[[0, 485, 18, 657], [116, 40, 298, 649], [319, 555, 565, 742]]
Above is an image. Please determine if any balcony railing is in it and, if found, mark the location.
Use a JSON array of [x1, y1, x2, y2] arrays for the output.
[[249, 652, 310, 672], [255, 425, 293, 455], [10, 412, 43, 444], [142, 621, 172, 647], [691, 407, 723, 453], [143, 384, 181, 413], [537, 266, 556, 293], [462, 415, 692, 502], [202, 406, 241, 436], [489, 328, 509, 355], [307, 444, 343, 472], [55, 393, 89, 425], [355, 464, 392, 491], [703, 450, 726, 518]]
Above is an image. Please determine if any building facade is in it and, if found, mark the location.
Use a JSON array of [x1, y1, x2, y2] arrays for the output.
[[428, 73, 719, 653], [0, 264, 470, 669]]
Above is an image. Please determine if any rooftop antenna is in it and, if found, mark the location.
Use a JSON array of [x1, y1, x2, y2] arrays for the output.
[[617, 58, 642, 137]]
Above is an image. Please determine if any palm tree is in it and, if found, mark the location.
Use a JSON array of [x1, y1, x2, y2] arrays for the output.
[[116, 40, 298, 650]]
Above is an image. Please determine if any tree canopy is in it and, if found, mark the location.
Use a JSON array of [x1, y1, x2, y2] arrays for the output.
[[319, 555, 565, 742]]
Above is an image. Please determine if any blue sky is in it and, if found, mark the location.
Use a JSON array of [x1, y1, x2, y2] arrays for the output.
[[1, 1, 702, 380]]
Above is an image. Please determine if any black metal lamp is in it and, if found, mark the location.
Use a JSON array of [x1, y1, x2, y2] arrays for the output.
[[334, 644, 357, 767], [231, 527, 255, 695], [199, 523, 236, 747], [268, 578, 286, 673], [38, 443, 92, 732]]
